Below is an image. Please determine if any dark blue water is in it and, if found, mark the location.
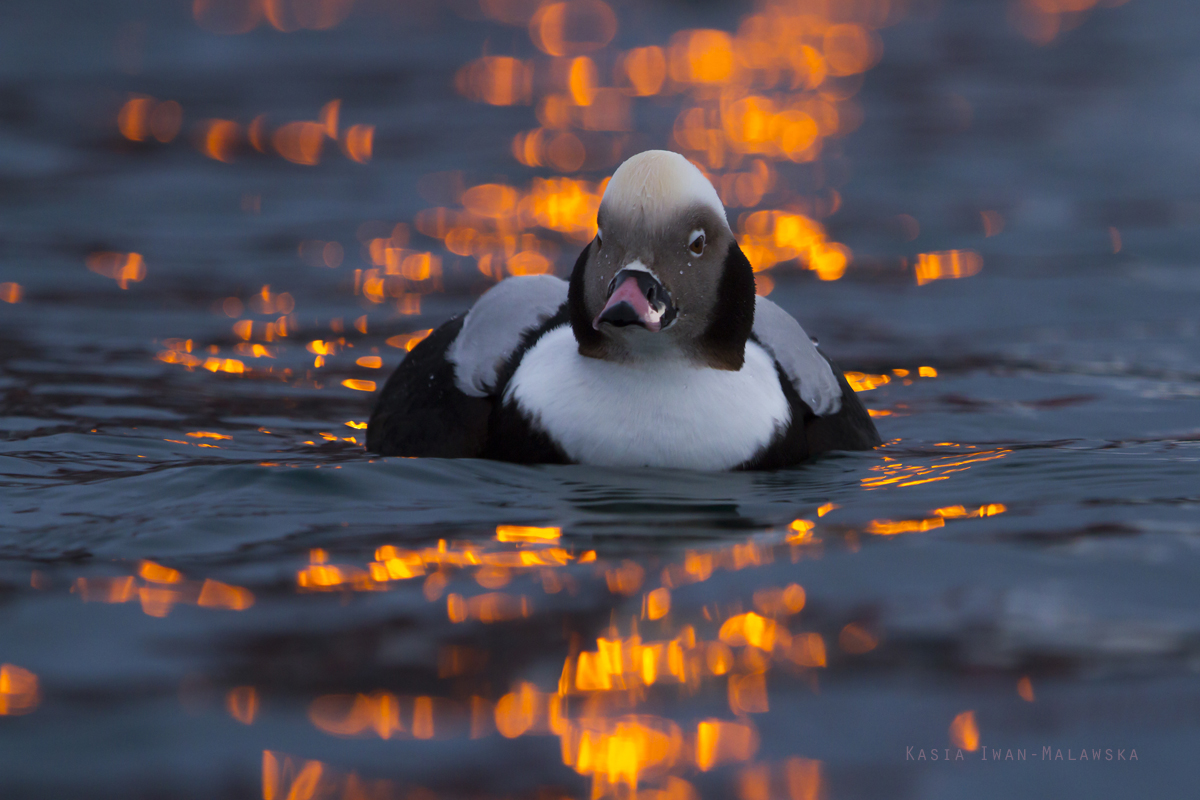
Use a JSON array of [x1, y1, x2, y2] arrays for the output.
[[2, 1, 1199, 798]]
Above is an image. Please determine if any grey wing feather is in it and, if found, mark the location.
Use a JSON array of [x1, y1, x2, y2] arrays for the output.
[[752, 295, 843, 416], [447, 275, 569, 397]]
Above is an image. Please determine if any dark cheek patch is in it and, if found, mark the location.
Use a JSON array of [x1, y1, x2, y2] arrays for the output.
[[568, 240, 606, 356], [696, 242, 756, 370]]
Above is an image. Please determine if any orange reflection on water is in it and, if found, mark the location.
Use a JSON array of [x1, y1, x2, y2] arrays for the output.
[[186, 431, 231, 440], [86, 252, 146, 289], [670, 29, 735, 84], [494, 681, 547, 738], [720, 612, 788, 652], [786, 519, 815, 544], [307, 339, 336, 356], [863, 447, 1013, 491], [357, 244, 443, 303], [299, 538, 588, 599], [843, 371, 889, 392], [203, 357, 246, 374], [0, 664, 40, 716], [623, 46, 667, 96], [463, 183, 513, 216], [138, 585, 181, 618], [564, 715, 686, 796], [457, 57, 533, 106], [0, 282, 21, 303], [865, 517, 945, 536], [72, 575, 136, 604], [310, 692, 413, 739], [416, 177, 601, 280], [227, 686, 259, 724], [342, 124, 374, 162], [140, 560, 183, 584], [234, 319, 254, 340], [933, 503, 1007, 519], [738, 210, 820, 265], [235, 343, 277, 359], [200, 119, 240, 162], [319, 98, 339, 137], [118, 95, 153, 141], [915, 250, 983, 286], [606, 561, 645, 596], [753, 584, 805, 616], [274, 121, 324, 165], [496, 525, 561, 543], [531, 0, 618, 57], [568, 57, 598, 107], [263, 751, 321, 800], [695, 719, 759, 771], [290, 531, 854, 797], [789, 633, 827, 668], [645, 587, 671, 620], [447, 592, 533, 623], [385, 329, 432, 351], [949, 710, 980, 751], [732, 206, 849, 279], [199, 579, 256, 610], [785, 757, 822, 800], [120, 96, 183, 143], [71, 567, 254, 617]]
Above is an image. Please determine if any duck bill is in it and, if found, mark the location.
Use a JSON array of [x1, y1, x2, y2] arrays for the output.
[[593, 271, 673, 332]]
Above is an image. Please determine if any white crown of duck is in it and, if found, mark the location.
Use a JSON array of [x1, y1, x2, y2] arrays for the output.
[[569, 150, 754, 371]]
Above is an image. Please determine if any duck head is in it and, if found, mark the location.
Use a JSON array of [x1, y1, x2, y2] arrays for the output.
[[568, 150, 756, 370]]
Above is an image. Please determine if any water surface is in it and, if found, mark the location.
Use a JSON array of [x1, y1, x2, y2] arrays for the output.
[[2, 1, 1199, 797]]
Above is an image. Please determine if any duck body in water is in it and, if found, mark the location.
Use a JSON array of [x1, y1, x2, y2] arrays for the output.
[[367, 150, 880, 469]]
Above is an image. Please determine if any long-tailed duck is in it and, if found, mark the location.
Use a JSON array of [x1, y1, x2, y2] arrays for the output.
[[367, 150, 880, 469]]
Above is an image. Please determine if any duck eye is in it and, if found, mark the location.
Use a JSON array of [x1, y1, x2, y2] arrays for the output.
[[688, 229, 705, 256]]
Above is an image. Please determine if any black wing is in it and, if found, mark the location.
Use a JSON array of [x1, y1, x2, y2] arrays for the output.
[[802, 353, 882, 455], [740, 352, 881, 470], [366, 315, 492, 457]]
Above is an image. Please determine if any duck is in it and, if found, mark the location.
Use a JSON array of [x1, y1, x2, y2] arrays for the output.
[[366, 150, 880, 469]]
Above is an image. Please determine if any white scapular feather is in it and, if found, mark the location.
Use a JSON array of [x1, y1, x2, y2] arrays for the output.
[[752, 295, 843, 416], [448, 275, 568, 397]]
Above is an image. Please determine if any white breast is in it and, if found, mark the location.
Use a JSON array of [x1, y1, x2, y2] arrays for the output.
[[504, 326, 790, 471]]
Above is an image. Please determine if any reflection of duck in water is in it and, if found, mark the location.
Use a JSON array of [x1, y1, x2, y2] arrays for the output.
[[367, 150, 880, 469]]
